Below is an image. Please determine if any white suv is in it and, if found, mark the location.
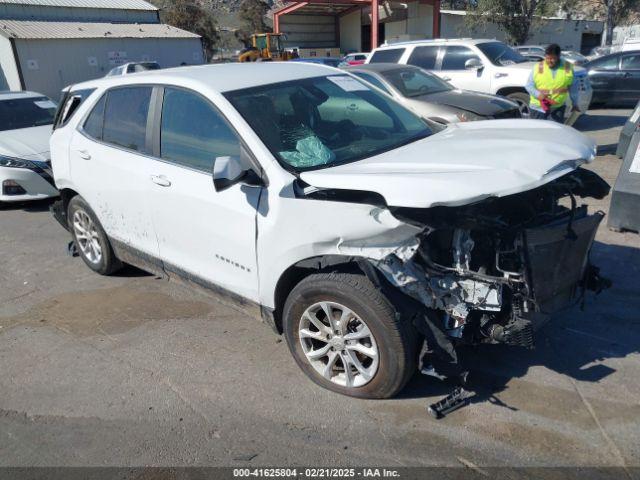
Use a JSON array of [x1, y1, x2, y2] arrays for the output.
[[368, 39, 593, 119], [50, 63, 608, 399]]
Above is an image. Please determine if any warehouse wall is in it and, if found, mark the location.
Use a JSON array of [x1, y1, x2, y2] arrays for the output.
[[440, 13, 603, 51], [280, 15, 336, 49], [15, 37, 204, 99], [340, 9, 361, 53], [0, 4, 158, 23], [381, 2, 434, 45]]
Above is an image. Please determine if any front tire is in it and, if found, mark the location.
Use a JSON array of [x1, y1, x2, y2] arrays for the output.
[[283, 273, 418, 399], [506, 91, 531, 118], [67, 195, 121, 275]]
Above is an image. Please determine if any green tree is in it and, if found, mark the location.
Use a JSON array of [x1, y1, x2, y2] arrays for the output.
[[236, 0, 271, 45], [465, 0, 556, 45], [156, 0, 220, 59]]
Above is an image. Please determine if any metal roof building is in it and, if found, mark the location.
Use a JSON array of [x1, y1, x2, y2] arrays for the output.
[[0, 0, 205, 99]]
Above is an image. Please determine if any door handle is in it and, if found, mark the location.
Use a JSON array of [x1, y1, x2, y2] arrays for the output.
[[622, 72, 631, 78], [150, 175, 171, 187], [76, 149, 91, 160]]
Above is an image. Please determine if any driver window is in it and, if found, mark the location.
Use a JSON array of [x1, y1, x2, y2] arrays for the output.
[[160, 87, 241, 173]]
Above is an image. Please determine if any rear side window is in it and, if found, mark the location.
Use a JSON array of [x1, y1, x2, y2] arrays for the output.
[[441, 46, 480, 70], [407, 46, 440, 70], [622, 54, 640, 70], [54, 88, 96, 130], [160, 87, 241, 173], [102, 87, 152, 153], [369, 48, 405, 64], [83, 95, 106, 140]]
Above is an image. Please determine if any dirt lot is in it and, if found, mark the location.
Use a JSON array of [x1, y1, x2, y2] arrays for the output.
[[1, 110, 639, 469]]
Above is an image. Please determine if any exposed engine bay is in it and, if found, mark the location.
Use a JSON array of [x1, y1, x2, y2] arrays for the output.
[[372, 167, 611, 351]]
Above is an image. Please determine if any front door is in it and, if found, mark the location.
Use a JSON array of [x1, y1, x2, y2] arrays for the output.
[[619, 53, 640, 106], [147, 86, 262, 302], [69, 86, 160, 258], [437, 45, 491, 93]]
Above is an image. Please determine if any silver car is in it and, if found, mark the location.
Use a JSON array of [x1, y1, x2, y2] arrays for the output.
[[345, 63, 521, 125]]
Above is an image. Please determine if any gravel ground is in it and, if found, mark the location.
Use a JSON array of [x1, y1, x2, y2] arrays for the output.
[[0, 110, 639, 470]]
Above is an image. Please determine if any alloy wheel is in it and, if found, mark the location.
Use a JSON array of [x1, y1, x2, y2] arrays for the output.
[[72, 209, 103, 264], [299, 301, 379, 388]]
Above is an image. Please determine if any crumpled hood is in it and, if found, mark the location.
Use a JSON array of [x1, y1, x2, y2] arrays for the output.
[[0, 125, 52, 161], [415, 90, 518, 116], [299, 119, 597, 208]]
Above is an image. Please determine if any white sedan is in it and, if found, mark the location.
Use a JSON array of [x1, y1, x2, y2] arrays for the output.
[[0, 91, 58, 203]]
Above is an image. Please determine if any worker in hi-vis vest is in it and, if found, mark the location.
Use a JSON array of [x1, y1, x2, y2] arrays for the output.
[[525, 43, 579, 123]]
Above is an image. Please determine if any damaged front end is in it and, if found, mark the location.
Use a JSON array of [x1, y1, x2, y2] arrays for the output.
[[372, 167, 611, 350]]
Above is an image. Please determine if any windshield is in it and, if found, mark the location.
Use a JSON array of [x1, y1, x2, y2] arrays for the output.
[[0, 96, 56, 131], [225, 75, 431, 171], [383, 68, 452, 97], [477, 41, 528, 66]]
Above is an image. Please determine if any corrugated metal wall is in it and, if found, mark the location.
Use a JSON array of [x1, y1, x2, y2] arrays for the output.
[[280, 15, 337, 49], [0, 4, 158, 23], [15, 37, 204, 99]]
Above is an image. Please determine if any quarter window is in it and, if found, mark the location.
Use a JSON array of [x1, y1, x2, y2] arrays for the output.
[[160, 87, 241, 173], [407, 46, 440, 70], [369, 48, 405, 64], [102, 87, 152, 153], [83, 94, 106, 140], [441, 46, 480, 70]]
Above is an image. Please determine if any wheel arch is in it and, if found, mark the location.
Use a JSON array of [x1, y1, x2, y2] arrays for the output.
[[271, 255, 371, 334], [496, 86, 528, 97]]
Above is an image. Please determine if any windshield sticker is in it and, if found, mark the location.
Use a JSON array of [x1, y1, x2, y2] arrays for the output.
[[327, 76, 370, 92], [630, 143, 640, 174], [34, 100, 56, 109]]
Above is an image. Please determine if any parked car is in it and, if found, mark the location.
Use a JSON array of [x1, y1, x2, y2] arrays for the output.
[[584, 50, 640, 107], [345, 63, 521, 124], [105, 61, 161, 77], [339, 52, 368, 67], [368, 39, 593, 119], [292, 57, 341, 68], [50, 63, 608, 399], [514, 48, 587, 66], [587, 45, 620, 59], [0, 91, 58, 203]]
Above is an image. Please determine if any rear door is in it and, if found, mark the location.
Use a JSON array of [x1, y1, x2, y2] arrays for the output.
[[405, 45, 440, 71], [146, 86, 262, 302], [69, 86, 160, 259], [619, 53, 640, 105], [437, 45, 491, 92]]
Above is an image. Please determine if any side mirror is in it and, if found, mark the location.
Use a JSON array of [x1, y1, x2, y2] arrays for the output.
[[212, 150, 262, 192], [465, 58, 484, 71]]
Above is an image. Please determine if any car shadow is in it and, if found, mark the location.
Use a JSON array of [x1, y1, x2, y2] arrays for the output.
[[574, 112, 628, 132], [597, 143, 619, 155], [396, 241, 640, 409], [0, 197, 57, 212]]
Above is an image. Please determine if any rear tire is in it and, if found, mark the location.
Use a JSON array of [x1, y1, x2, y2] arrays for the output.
[[283, 272, 418, 399], [67, 195, 122, 275]]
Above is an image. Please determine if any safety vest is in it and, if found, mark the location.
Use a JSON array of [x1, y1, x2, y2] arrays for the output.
[[530, 60, 574, 110]]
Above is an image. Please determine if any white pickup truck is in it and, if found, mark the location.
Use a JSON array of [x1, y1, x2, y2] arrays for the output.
[[368, 38, 593, 121]]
